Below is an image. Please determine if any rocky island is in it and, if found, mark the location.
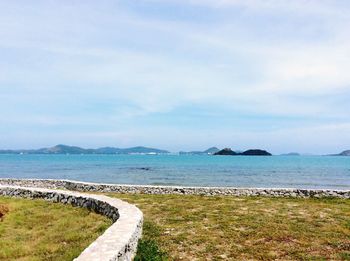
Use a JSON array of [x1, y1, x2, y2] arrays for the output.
[[214, 148, 272, 156]]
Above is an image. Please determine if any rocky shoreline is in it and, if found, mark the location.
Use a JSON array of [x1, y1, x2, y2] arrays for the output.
[[0, 178, 349, 199]]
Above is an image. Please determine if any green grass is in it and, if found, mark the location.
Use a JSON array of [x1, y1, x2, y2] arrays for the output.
[[1, 194, 349, 260], [0, 196, 112, 261], [106, 194, 350, 261]]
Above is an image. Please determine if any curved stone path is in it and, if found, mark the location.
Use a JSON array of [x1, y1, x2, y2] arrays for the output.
[[0, 185, 143, 261]]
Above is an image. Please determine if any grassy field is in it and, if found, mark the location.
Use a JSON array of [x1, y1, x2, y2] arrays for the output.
[[106, 193, 350, 261], [0, 197, 112, 261], [1, 194, 349, 260]]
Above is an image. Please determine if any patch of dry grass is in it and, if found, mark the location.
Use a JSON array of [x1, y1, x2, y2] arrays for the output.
[[0, 203, 9, 220], [0, 197, 112, 261], [107, 194, 350, 260]]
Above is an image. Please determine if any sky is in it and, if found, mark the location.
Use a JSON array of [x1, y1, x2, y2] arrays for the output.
[[1, 0, 350, 154]]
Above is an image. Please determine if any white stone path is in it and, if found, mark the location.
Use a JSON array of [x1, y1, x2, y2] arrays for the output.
[[0, 185, 143, 261]]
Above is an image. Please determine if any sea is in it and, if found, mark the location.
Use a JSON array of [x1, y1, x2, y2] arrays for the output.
[[0, 154, 349, 189]]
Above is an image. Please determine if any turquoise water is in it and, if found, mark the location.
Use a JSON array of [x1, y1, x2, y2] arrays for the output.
[[0, 154, 349, 189]]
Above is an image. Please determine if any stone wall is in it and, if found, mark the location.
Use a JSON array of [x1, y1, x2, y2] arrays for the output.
[[0, 178, 349, 198], [0, 185, 143, 261]]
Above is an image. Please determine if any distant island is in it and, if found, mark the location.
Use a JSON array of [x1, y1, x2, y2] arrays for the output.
[[1, 145, 349, 156], [329, 150, 350, 156], [280, 152, 300, 156], [0, 144, 169, 155], [274, 150, 350, 156], [214, 148, 272, 156], [179, 147, 220, 155]]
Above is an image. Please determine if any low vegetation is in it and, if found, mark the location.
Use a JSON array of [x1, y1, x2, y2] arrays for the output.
[[1, 194, 349, 260], [0, 197, 112, 261], [107, 193, 350, 260]]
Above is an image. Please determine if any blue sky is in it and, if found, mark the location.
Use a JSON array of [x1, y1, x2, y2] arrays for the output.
[[1, 0, 350, 153]]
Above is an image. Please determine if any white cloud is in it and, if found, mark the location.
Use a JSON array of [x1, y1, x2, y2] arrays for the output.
[[0, 0, 350, 150], [179, 0, 350, 17]]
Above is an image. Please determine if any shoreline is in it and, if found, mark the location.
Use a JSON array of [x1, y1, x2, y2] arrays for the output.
[[0, 178, 349, 198]]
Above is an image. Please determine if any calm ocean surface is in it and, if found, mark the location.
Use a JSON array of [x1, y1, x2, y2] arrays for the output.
[[0, 154, 349, 189]]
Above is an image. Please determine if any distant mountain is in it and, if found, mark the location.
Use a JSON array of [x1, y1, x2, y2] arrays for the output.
[[339, 150, 350, 156], [214, 148, 272, 156], [179, 147, 220, 155], [94, 147, 122, 154], [203, 147, 220, 154], [119, 146, 169, 154], [38, 144, 90, 154], [280, 152, 300, 156], [330, 150, 350, 156], [0, 145, 169, 155], [214, 148, 238, 156]]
